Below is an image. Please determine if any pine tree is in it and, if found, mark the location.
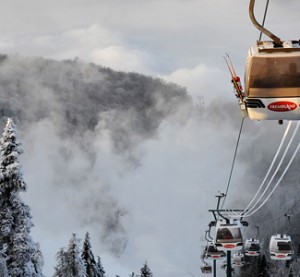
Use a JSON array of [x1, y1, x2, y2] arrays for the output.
[[53, 248, 69, 277], [32, 243, 44, 276], [81, 232, 99, 277], [96, 257, 105, 277], [0, 118, 44, 276], [140, 262, 152, 277], [0, 245, 8, 277], [67, 233, 86, 277]]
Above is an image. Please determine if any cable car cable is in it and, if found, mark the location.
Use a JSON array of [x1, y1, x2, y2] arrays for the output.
[[221, 117, 244, 208], [242, 121, 294, 214], [243, 138, 300, 217], [232, 121, 294, 217], [225, 121, 298, 219], [254, 201, 298, 231], [258, 0, 270, 42], [219, 123, 291, 218], [243, 122, 300, 217]]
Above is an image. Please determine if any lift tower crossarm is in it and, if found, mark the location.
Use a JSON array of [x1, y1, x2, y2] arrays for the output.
[[249, 0, 282, 46]]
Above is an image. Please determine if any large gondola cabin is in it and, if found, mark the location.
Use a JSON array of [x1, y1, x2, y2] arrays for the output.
[[244, 40, 300, 120]]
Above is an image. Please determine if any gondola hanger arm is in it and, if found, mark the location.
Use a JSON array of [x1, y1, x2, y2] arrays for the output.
[[249, 0, 282, 46]]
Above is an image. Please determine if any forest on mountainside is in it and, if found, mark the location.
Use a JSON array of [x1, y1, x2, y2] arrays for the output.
[[0, 54, 192, 276], [0, 54, 192, 152]]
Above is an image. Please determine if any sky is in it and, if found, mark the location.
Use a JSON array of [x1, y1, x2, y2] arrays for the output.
[[0, 0, 300, 276]]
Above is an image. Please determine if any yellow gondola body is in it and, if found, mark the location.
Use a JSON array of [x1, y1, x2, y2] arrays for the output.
[[244, 40, 300, 120]]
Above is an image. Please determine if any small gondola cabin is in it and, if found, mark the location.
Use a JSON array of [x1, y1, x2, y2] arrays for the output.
[[215, 219, 244, 251], [204, 242, 226, 260], [200, 263, 212, 274], [244, 238, 261, 256], [232, 252, 245, 267], [269, 234, 293, 260]]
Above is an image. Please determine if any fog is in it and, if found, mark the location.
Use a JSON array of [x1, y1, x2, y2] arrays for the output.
[[0, 52, 299, 276]]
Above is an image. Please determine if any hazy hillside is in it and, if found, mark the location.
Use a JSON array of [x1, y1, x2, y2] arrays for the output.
[[0, 54, 194, 262], [0, 54, 192, 153]]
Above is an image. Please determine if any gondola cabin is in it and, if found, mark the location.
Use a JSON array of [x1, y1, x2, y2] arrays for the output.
[[215, 219, 244, 251], [204, 242, 226, 260], [269, 234, 293, 260], [244, 40, 300, 121], [232, 252, 245, 267], [244, 238, 261, 256], [200, 263, 212, 274]]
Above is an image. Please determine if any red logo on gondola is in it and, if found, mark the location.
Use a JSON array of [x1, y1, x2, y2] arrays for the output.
[[268, 101, 297, 112], [212, 256, 220, 259], [224, 244, 235, 249], [276, 254, 286, 259]]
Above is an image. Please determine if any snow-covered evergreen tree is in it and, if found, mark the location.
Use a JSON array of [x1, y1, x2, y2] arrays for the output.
[[0, 118, 44, 276], [32, 243, 44, 276], [67, 233, 86, 277], [0, 118, 26, 193], [53, 248, 69, 277], [0, 245, 8, 277], [96, 256, 105, 277], [140, 262, 152, 277], [81, 232, 100, 277]]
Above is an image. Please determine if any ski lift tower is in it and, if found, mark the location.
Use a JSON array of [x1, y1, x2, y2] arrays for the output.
[[208, 193, 247, 277]]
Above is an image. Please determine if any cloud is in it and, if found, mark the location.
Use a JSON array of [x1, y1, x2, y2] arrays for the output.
[[0, 0, 299, 74], [90, 45, 154, 74], [0, 24, 117, 61], [0, 22, 158, 75], [162, 64, 229, 103]]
